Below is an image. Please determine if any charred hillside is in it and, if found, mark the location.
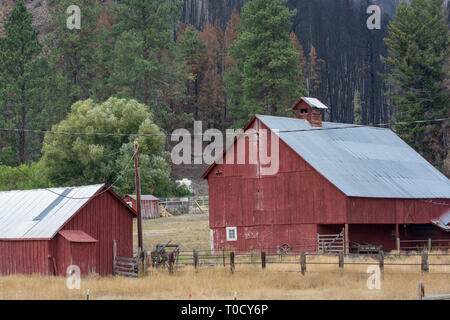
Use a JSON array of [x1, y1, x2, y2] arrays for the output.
[[1, 0, 403, 125]]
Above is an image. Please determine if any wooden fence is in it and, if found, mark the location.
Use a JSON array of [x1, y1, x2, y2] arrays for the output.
[[399, 238, 450, 251], [113, 256, 138, 277], [157, 247, 450, 275], [317, 231, 344, 253], [418, 282, 450, 300], [158, 196, 209, 215]]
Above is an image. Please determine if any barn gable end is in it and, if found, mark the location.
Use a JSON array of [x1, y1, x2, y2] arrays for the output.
[[204, 109, 450, 253]]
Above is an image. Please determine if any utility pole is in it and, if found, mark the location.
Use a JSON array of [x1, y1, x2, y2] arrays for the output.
[[134, 141, 144, 270]]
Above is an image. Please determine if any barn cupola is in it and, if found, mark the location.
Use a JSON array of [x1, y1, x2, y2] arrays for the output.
[[292, 97, 328, 127]]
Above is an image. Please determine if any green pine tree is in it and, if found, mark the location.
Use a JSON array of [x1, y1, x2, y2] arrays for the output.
[[46, 0, 103, 112], [178, 25, 208, 121], [225, 0, 306, 128], [0, 0, 54, 165], [353, 89, 363, 125], [109, 0, 189, 133], [383, 0, 449, 169]]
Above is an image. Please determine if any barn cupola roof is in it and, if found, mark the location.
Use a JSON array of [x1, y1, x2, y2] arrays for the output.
[[292, 97, 328, 127]]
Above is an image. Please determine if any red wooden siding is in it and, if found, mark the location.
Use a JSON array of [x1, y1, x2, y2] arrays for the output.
[[208, 118, 346, 251], [0, 240, 49, 275], [123, 196, 159, 219], [60, 191, 133, 276], [206, 117, 450, 253], [0, 188, 134, 276], [51, 232, 97, 276], [347, 198, 450, 224]]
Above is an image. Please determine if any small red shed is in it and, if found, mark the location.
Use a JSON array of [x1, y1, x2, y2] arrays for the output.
[[123, 194, 160, 219], [0, 184, 136, 276], [203, 97, 450, 253]]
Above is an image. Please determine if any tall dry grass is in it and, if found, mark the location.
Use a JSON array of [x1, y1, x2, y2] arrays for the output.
[[1, 215, 448, 300], [0, 263, 449, 300]]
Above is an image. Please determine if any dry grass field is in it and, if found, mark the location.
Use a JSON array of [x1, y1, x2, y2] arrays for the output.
[[0, 214, 449, 300], [0, 265, 449, 300], [135, 214, 211, 251]]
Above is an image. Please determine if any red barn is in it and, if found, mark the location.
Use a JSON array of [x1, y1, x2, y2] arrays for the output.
[[203, 97, 450, 253], [0, 184, 135, 276], [123, 194, 159, 219]]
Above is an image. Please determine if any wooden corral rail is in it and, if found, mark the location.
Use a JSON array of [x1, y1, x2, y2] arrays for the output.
[[166, 247, 450, 275], [159, 196, 209, 214], [317, 231, 344, 253], [400, 239, 450, 251], [113, 257, 138, 277], [113, 240, 138, 277], [418, 282, 450, 300]]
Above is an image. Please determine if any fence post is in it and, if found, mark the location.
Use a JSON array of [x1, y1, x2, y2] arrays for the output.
[[317, 233, 320, 252], [113, 240, 117, 276], [378, 252, 384, 272], [421, 251, 429, 272], [230, 252, 235, 274], [300, 251, 306, 275], [428, 238, 432, 252], [222, 247, 225, 267], [418, 282, 425, 300], [396, 238, 400, 252], [193, 250, 199, 270], [250, 246, 254, 264], [338, 252, 344, 269], [169, 252, 174, 274], [277, 245, 281, 261], [86, 289, 90, 300], [261, 252, 266, 270]]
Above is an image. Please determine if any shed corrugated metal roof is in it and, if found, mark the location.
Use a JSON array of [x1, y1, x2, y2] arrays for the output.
[[0, 184, 104, 239], [431, 211, 450, 232], [58, 230, 98, 242], [257, 115, 450, 199]]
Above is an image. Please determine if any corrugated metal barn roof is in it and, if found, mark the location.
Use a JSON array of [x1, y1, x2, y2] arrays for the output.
[[0, 184, 104, 239], [257, 115, 450, 199]]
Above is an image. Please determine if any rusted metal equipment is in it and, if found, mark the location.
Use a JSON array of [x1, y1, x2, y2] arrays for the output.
[[350, 241, 381, 254], [150, 241, 181, 269]]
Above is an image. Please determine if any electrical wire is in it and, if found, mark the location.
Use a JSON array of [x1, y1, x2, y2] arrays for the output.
[[15, 148, 137, 200], [0, 117, 448, 137]]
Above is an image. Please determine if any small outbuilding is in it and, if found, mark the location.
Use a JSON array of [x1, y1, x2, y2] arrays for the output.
[[123, 194, 160, 219], [0, 184, 136, 276]]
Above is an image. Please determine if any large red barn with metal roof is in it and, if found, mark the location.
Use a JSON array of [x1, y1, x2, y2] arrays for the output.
[[203, 97, 450, 254], [0, 184, 135, 276]]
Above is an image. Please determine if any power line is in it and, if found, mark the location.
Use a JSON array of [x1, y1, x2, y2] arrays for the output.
[[0, 117, 448, 137], [422, 200, 450, 207], [15, 148, 137, 200]]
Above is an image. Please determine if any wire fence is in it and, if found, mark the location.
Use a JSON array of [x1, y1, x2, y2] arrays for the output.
[[149, 245, 450, 275]]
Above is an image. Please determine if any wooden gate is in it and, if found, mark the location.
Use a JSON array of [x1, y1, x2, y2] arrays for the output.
[[317, 229, 344, 253], [112, 240, 138, 277], [113, 256, 138, 277]]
